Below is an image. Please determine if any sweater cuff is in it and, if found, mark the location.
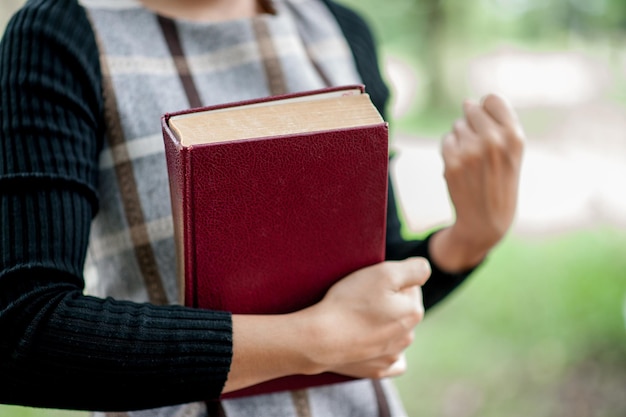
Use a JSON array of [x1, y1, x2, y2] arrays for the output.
[[421, 231, 483, 310]]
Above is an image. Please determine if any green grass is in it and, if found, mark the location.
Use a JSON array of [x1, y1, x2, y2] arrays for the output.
[[396, 227, 626, 417], [0, 406, 86, 417]]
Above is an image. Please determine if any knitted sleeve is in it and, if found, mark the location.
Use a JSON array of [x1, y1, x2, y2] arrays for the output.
[[323, 0, 475, 309], [0, 0, 232, 411]]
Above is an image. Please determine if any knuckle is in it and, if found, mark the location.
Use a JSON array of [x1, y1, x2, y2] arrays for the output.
[[463, 145, 484, 164], [373, 369, 388, 379], [401, 332, 415, 349], [443, 158, 463, 178], [441, 134, 457, 157], [482, 129, 503, 147], [412, 306, 425, 324], [491, 140, 508, 158], [402, 306, 424, 329], [385, 354, 401, 368], [378, 261, 395, 277], [507, 128, 526, 150], [452, 118, 465, 134], [482, 134, 507, 158]]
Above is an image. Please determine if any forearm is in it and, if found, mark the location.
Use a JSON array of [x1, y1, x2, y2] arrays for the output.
[[224, 312, 320, 393], [0, 270, 233, 411]]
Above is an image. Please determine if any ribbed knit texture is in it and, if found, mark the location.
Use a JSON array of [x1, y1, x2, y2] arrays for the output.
[[0, 0, 232, 411], [0, 0, 472, 412]]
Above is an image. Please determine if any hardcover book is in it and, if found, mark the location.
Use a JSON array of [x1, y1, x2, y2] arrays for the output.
[[161, 85, 389, 398]]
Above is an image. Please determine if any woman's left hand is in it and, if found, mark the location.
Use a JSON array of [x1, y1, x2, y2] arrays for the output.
[[430, 94, 525, 272]]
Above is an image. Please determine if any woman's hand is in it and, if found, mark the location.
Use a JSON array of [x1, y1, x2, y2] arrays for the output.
[[223, 258, 431, 393], [307, 258, 430, 378], [430, 94, 525, 272]]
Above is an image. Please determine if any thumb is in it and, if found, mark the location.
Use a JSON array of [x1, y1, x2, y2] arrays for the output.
[[390, 257, 431, 291]]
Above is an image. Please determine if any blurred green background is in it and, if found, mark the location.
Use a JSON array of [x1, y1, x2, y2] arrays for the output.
[[1, 0, 625, 416]]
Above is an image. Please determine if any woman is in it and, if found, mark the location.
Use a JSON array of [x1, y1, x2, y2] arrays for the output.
[[0, 0, 524, 416]]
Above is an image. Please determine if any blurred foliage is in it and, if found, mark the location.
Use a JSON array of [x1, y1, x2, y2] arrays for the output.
[[337, 0, 626, 135]]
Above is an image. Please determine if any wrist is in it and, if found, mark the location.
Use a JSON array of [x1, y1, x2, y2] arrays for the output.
[[291, 305, 343, 375], [224, 312, 322, 393], [429, 226, 489, 273]]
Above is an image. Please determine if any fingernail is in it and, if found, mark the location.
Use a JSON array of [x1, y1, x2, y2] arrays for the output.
[[415, 257, 431, 275], [463, 99, 478, 111]]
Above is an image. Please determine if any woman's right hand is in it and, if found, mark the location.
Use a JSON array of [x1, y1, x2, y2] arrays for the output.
[[224, 258, 430, 393], [303, 257, 430, 378]]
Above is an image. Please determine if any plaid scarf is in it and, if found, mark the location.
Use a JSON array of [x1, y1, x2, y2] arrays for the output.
[[81, 0, 406, 415]]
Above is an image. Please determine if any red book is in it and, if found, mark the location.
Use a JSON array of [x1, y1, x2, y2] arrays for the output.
[[161, 85, 389, 398]]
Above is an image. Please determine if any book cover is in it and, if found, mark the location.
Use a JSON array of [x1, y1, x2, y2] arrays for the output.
[[161, 85, 389, 398]]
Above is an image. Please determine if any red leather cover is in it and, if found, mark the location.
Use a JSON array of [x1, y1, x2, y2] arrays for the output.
[[162, 85, 389, 399]]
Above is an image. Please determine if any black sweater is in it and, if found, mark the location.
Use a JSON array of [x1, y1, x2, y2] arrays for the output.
[[0, 0, 469, 411]]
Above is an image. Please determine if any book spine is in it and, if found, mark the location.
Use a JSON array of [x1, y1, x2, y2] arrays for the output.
[[162, 121, 196, 307], [181, 146, 196, 308]]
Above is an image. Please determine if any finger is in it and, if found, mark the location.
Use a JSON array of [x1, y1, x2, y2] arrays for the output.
[[452, 118, 479, 148], [397, 283, 424, 310], [334, 353, 408, 379], [381, 353, 407, 378], [463, 99, 499, 135], [441, 132, 460, 164], [441, 131, 457, 152], [481, 93, 519, 127], [398, 286, 425, 328], [482, 94, 526, 149], [391, 257, 431, 290]]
